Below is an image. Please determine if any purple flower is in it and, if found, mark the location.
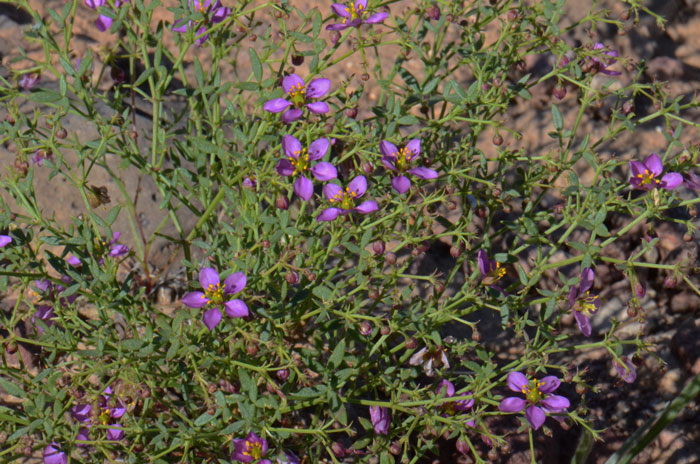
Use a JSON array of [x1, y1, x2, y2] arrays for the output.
[[499, 371, 569, 430], [568, 267, 599, 337], [31, 149, 52, 167], [477, 250, 506, 287], [277, 450, 300, 464], [263, 74, 330, 123], [590, 42, 621, 76], [19, 73, 40, 90], [436, 380, 475, 420], [72, 386, 127, 442], [629, 153, 683, 190], [685, 172, 700, 190], [614, 356, 637, 384], [369, 405, 390, 435], [32, 277, 76, 333], [379, 139, 438, 194], [232, 432, 270, 463], [43, 442, 67, 464], [408, 346, 449, 377], [317, 176, 378, 221], [85, 0, 129, 32], [326, 0, 389, 30], [182, 267, 248, 330], [173, 0, 230, 46], [277, 135, 337, 200], [0, 235, 12, 248], [107, 232, 129, 257]]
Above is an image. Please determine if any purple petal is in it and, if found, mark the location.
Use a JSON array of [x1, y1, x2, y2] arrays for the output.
[[355, 201, 378, 214], [477, 250, 490, 277], [369, 406, 390, 435], [96, 15, 113, 32], [282, 74, 305, 94], [506, 371, 528, 392], [317, 208, 340, 222], [294, 176, 314, 201], [541, 394, 570, 412], [331, 3, 351, 17], [224, 299, 248, 318], [211, 5, 230, 23], [525, 405, 546, 430], [306, 101, 329, 114], [76, 427, 90, 445], [392, 175, 411, 194], [405, 139, 421, 159], [43, 443, 67, 464], [382, 156, 397, 171], [574, 311, 592, 336], [579, 267, 595, 293], [67, 255, 81, 266], [263, 98, 292, 113], [308, 138, 330, 160], [615, 357, 637, 384], [107, 424, 124, 441], [282, 134, 302, 158], [628, 160, 646, 178], [379, 140, 398, 157], [685, 172, 700, 190], [307, 78, 331, 98], [539, 376, 560, 393], [568, 286, 578, 308], [72, 404, 92, 422], [348, 175, 367, 197], [311, 162, 337, 181], [499, 397, 526, 412], [276, 159, 295, 177], [172, 18, 190, 33], [0, 235, 13, 248], [86, 0, 105, 9], [323, 183, 343, 201], [182, 291, 208, 308], [110, 406, 126, 418], [436, 379, 455, 397], [231, 439, 251, 462], [660, 172, 683, 190], [109, 244, 129, 257], [223, 272, 246, 294], [282, 108, 303, 123], [600, 67, 622, 76], [199, 267, 220, 289], [364, 12, 389, 23], [202, 307, 222, 330], [326, 22, 350, 31], [354, 0, 367, 11], [408, 167, 438, 180], [643, 153, 663, 177]]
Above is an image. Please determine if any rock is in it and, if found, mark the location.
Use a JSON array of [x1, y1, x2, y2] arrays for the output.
[[658, 368, 683, 398], [670, 292, 700, 314], [671, 324, 700, 375]]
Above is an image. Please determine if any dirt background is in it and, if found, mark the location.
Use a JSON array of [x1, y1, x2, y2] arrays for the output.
[[1, 0, 699, 463]]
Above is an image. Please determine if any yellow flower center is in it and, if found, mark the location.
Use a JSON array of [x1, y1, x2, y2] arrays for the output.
[[328, 186, 360, 210], [289, 148, 309, 175], [575, 291, 598, 315], [483, 262, 506, 286], [521, 379, 545, 404], [204, 282, 224, 305], [343, 2, 365, 22], [636, 169, 660, 187], [244, 440, 263, 459], [287, 82, 307, 107], [392, 146, 412, 171]]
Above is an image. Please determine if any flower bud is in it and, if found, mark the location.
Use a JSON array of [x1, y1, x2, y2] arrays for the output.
[[56, 128, 67, 139], [471, 329, 481, 342], [285, 271, 300, 285], [622, 100, 635, 115], [330, 30, 340, 44], [445, 13, 454, 22], [306, 272, 317, 282], [276, 369, 289, 381], [389, 441, 401, 455], [385, 252, 396, 265], [331, 442, 346, 457], [275, 196, 289, 210], [262, 239, 270, 249], [449, 246, 461, 258], [626, 303, 637, 318], [575, 383, 586, 395], [553, 203, 564, 214], [683, 232, 693, 242], [456, 438, 470, 454], [634, 281, 646, 298], [207, 383, 218, 394], [373, 241, 385, 255], [434, 281, 445, 293], [553, 85, 566, 100], [345, 107, 358, 119], [359, 321, 373, 336], [405, 337, 417, 349], [664, 276, 677, 289], [380, 325, 390, 336], [360, 73, 370, 81], [368, 287, 379, 300], [506, 9, 518, 21], [492, 134, 503, 146]]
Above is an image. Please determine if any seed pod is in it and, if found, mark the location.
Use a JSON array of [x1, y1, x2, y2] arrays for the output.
[[406, 337, 417, 349], [389, 442, 401, 455], [380, 325, 390, 336], [385, 252, 397, 265], [492, 134, 503, 146], [291, 54, 304, 66], [575, 383, 586, 395], [285, 271, 300, 285], [664, 276, 677, 289], [275, 196, 289, 210], [56, 128, 67, 139], [450, 246, 460, 258], [553, 85, 566, 100], [345, 107, 358, 119]]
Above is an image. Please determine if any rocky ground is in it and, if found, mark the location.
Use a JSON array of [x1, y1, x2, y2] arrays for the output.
[[1, 0, 699, 463]]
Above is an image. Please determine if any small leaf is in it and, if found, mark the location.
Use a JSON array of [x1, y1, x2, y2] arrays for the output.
[[551, 104, 563, 131], [329, 339, 346, 368], [249, 48, 262, 81]]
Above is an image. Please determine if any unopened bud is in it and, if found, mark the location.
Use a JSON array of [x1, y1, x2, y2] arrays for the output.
[[664, 276, 677, 289], [516, 60, 527, 72], [634, 281, 646, 298], [380, 325, 390, 336], [285, 271, 300, 285], [405, 337, 417, 349], [330, 31, 341, 44], [246, 342, 258, 356], [275, 196, 289, 210], [476, 206, 488, 218], [575, 383, 586, 395], [262, 239, 270, 249], [434, 281, 445, 293], [492, 134, 503, 146], [553, 203, 564, 214], [683, 232, 693, 242], [456, 438, 470, 454], [471, 329, 481, 342], [389, 442, 401, 455], [276, 369, 289, 381], [331, 442, 346, 457], [372, 241, 385, 255], [553, 85, 566, 100], [385, 252, 396, 265], [622, 100, 635, 115], [360, 73, 370, 81], [506, 9, 518, 21], [359, 321, 373, 336], [426, 4, 440, 20], [627, 303, 637, 318], [449, 246, 461, 258], [345, 107, 358, 119], [56, 128, 67, 139], [368, 287, 379, 300]]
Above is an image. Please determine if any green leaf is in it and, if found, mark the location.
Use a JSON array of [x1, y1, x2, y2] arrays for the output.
[[121, 338, 143, 351], [26, 90, 61, 104], [194, 412, 216, 427], [329, 339, 346, 368], [551, 104, 563, 131], [312, 285, 333, 301], [0, 377, 25, 398], [396, 115, 419, 125], [249, 48, 262, 82]]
